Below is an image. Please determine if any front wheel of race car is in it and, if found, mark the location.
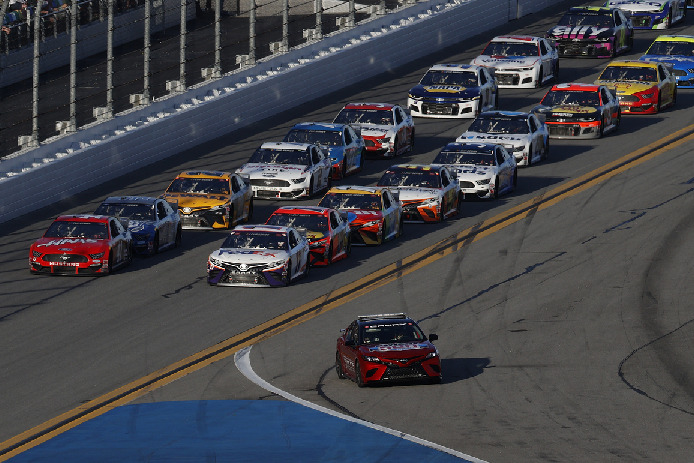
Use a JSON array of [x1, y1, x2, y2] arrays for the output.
[[174, 226, 182, 248], [392, 137, 399, 158], [153, 232, 160, 255], [494, 89, 500, 109], [512, 169, 518, 190], [246, 199, 254, 222], [284, 260, 293, 286], [355, 359, 365, 387], [409, 130, 415, 152], [493, 179, 500, 200], [535, 67, 543, 88], [599, 117, 605, 138], [308, 178, 315, 198], [336, 353, 347, 379], [542, 138, 549, 160], [358, 149, 365, 171]]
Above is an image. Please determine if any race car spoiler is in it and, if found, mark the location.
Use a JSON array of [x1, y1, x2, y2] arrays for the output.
[[357, 313, 407, 321]]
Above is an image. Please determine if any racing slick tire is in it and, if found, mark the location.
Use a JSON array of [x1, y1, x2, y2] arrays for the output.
[[308, 178, 315, 198], [395, 216, 404, 239], [247, 199, 254, 222], [345, 236, 352, 256], [512, 169, 518, 190], [379, 220, 386, 244], [106, 254, 113, 275], [392, 137, 399, 158], [336, 353, 347, 379], [354, 359, 365, 387], [429, 376, 442, 385], [284, 260, 293, 286], [153, 232, 160, 255], [358, 149, 365, 171], [599, 117, 605, 138], [535, 67, 543, 88], [409, 130, 415, 152], [553, 62, 559, 83], [656, 92, 662, 113], [439, 198, 446, 222], [527, 144, 533, 167], [456, 192, 463, 215], [494, 89, 500, 109], [493, 179, 500, 200], [672, 88, 677, 107], [666, 10, 672, 28], [227, 205, 235, 228], [542, 138, 549, 160], [174, 226, 182, 248], [126, 244, 134, 265]]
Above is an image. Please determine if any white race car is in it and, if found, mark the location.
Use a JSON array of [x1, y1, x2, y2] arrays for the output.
[[471, 35, 559, 88], [407, 64, 498, 118], [236, 142, 332, 200], [605, 0, 686, 30], [456, 111, 549, 167], [207, 225, 310, 287], [433, 142, 517, 200]]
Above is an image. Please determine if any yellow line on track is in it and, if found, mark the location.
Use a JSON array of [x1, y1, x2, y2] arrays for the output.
[[2, 124, 694, 461]]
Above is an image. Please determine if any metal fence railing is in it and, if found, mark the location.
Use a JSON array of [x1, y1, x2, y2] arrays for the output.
[[0, 0, 413, 160]]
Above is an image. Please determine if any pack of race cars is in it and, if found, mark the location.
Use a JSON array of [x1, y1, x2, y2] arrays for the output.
[[27, 4, 694, 385]]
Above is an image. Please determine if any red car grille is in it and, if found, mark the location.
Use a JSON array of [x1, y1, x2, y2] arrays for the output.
[[43, 254, 88, 263]]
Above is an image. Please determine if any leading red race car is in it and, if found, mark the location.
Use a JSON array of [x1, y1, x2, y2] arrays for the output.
[[336, 313, 442, 386], [29, 215, 133, 275]]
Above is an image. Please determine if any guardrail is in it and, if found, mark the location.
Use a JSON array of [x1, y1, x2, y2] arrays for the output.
[[0, 0, 567, 224]]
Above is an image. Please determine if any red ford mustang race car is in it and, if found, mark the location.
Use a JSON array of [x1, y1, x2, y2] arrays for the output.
[[336, 313, 442, 386], [265, 206, 351, 266], [29, 215, 133, 275]]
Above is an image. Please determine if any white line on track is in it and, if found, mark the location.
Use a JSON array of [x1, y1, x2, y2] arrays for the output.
[[234, 346, 489, 463]]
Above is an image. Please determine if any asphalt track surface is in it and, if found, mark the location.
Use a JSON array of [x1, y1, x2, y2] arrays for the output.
[[2, 0, 694, 461]]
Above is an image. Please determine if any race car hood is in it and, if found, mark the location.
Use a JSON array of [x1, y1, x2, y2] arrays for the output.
[[473, 56, 540, 70], [353, 125, 393, 139], [210, 248, 290, 264], [457, 131, 529, 146], [302, 230, 327, 240], [359, 341, 436, 360], [344, 210, 383, 226], [390, 187, 440, 201], [409, 84, 480, 99], [32, 237, 108, 252], [450, 165, 494, 180], [535, 104, 600, 119], [546, 25, 615, 41], [325, 146, 346, 161], [126, 220, 156, 235], [607, 0, 667, 12], [641, 55, 694, 68], [162, 192, 229, 209], [594, 80, 655, 95], [237, 163, 310, 178]]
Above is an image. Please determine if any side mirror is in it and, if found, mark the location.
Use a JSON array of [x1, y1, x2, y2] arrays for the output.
[[429, 333, 438, 342]]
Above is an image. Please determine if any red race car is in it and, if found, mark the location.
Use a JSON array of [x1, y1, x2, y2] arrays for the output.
[[336, 313, 442, 386], [29, 215, 133, 275], [265, 206, 351, 266]]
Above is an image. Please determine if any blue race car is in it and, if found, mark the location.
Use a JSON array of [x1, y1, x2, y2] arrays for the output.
[[407, 64, 499, 119], [283, 122, 365, 180], [640, 35, 694, 88], [95, 196, 181, 255]]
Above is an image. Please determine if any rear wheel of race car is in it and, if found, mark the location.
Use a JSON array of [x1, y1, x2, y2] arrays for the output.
[[153, 232, 160, 255], [355, 359, 365, 387], [336, 353, 347, 379], [174, 226, 182, 248]]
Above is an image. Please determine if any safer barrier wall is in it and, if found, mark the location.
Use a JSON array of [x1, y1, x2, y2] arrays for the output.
[[0, 0, 567, 224]]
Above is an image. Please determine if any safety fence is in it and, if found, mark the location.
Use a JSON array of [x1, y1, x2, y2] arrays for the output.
[[0, 0, 415, 160]]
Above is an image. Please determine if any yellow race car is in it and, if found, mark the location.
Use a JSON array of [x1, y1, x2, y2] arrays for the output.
[[595, 60, 677, 114], [162, 170, 253, 229]]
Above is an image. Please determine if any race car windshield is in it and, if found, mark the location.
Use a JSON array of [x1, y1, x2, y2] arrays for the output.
[[44, 221, 109, 239], [334, 108, 393, 126], [542, 90, 600, 106], [266, 213, 328, 232], [556, 13, 613, 28], [284, 129, 343, 147], [379, 170, 441, 189], [249, 148, 311, 166], [221, 231, 288, 250], [166, 177, 230, 195], [360, 322, 426, 345], [94, 203, 156, 221], [481, 42, 538, 57], [598, 66, 657, 83], [468, 118, 529, 134], [434, 151, 495, 166], [419, 70, 477, 87], [647, 41, 694, 56], [319, 193, 382, 211]]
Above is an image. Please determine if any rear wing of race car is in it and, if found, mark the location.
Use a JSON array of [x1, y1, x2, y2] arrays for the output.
[[357, 313, 407, 321]]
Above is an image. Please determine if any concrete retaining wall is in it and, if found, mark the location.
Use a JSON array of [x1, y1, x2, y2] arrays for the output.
[[0, 0, 568, 223]]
